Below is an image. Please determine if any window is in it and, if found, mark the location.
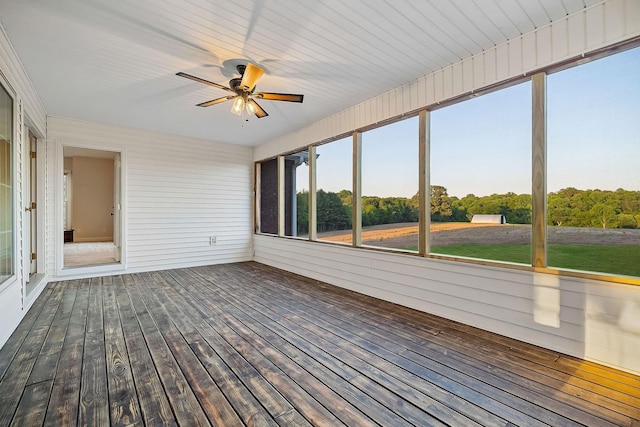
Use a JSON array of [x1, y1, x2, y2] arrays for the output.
[[258, 158, 278, 235], [0, 83, 13, 284], [547, 47, 640, 277], [254, 42, 639, 283], [361, 117, 419, 251], [430, 81, 532, 264], [316, 137, 353, 244]]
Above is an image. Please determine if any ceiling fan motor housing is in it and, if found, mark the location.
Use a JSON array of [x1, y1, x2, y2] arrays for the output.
[[229, 78, 243, 92]]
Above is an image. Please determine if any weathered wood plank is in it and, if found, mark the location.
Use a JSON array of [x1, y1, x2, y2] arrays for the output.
[[154, 271, 309, 427], [180, 267, 453, 427], [136, 272, 242, 427], [0, 286, 53, 381], [211, 264, 553, 426], [44, 279, 91, 427], [0, 281, 67, 425], [164, 268, 347, 426], [10, 380, 52, 426], [150, 271, 282, 427], [115, 275, 176, 426], [102, 275, 143, 426], [26, 281, 78, 386], [78, 277, 109, 426], [193, 265, 499, 427], [124, 274, 211, 427]]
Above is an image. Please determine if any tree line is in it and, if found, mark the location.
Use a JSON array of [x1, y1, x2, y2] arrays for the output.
[[296, 186, 640, 234]]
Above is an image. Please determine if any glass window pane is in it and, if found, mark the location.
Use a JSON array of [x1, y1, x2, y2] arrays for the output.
[[316, 137, 352, 244], [259, 158, 278, 235], [0, 83, 13, 284], [361, 117, 419, 251], [430, 81, 532, 264], [547, 47, 640, 278]]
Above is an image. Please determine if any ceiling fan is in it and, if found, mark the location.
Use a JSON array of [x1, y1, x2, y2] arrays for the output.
[[176, 63, 304, 118]]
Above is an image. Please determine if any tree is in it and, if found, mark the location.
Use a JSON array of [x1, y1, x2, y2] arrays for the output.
[[296, 191, 309, 234], [590, 203, 618, 229], [316, 190, 351, 231], [430, 185, 452, 221]]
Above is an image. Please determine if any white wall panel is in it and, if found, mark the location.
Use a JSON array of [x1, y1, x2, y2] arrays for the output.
[[536, 26, 553, 67], [626, 0, 640, 34], [567, 12, 587, 55], [586, 4, 606, 47], [462, 58, 473, 93], [551, 20, 570, 61], [604, 0, 625, 41], [255, 235, 640, 374], [46, 117, 253, 279], [496, 44, 510, 81]]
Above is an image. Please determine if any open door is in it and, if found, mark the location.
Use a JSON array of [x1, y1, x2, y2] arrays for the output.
[[24, 131, 37, 278], [113, 154, 121, 262]]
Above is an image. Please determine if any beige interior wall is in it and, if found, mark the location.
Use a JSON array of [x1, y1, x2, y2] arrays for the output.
[[68, 156, 114, 241]]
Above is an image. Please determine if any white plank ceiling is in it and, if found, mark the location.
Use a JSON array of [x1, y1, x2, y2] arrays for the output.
[[0, 0, 601, 146]]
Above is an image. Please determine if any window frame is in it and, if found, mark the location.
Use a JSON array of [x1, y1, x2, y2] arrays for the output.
[[0, 77, 16, 288]]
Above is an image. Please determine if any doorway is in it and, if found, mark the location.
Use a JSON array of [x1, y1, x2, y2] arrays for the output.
[[62, 147, 122, 268]]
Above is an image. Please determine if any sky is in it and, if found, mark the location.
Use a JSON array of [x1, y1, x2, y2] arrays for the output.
[[297, 46, 639, 199]]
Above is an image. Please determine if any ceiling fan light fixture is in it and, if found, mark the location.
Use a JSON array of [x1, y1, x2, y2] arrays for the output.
[[245, 99, 257, 115], [230, 96, 245, 115]]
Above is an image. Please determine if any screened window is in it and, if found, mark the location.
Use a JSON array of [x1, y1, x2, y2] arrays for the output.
[[547, 47, 640, 277], [361, 116, 419, 251], [258, 158, 278, 235], [0, 83, 13, 284], [430, 81, 532, 264]]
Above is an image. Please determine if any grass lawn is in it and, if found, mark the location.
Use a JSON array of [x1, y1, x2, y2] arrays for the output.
[[429, 244, 640, 277]]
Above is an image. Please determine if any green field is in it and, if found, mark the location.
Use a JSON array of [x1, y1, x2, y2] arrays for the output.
[[428, 244, 640, 277]]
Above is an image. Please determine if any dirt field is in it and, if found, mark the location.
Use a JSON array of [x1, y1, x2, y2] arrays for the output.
[[317, 222, 640, 249]]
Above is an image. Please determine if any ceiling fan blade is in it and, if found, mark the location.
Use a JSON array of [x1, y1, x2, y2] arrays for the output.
[[254, 92, 304, 103], [176, 72, 235, 93], [247, 99, 269, 118], [239, 63, 265, 91], [197, 95, 236, 107]]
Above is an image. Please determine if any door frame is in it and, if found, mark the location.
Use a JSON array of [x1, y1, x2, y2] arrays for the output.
[[56, 142, 126, 278]]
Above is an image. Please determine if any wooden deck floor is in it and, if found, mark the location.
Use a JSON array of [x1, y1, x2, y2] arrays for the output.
[[0, 262, 638, 426]]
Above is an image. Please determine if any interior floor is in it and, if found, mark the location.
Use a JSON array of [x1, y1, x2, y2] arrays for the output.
[[63, 241, 117, 267]]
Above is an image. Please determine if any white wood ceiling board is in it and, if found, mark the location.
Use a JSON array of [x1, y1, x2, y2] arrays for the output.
[[0, 0, 607, 147], [394, 1, 479, 60]]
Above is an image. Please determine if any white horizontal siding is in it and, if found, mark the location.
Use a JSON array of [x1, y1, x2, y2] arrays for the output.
[[46, 117, 253, 277], [255, 0, 640, 160], [254, 235, 640, 375]]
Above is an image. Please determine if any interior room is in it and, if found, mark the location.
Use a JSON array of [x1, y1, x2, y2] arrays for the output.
[[63, 147, 120, 268], [0, 1, 639, 425]]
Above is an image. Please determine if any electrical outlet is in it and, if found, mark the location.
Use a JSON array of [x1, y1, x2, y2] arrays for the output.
[[209, 236, 217, 245]]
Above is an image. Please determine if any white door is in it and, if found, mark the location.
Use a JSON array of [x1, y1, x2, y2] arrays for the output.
[[113, 154, 121, 262], [24, 131, 37, 278]]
